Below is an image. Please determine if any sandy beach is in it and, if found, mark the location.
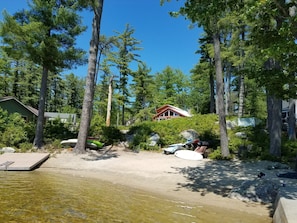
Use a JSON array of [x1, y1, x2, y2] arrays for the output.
[[37, 145, 296, 220]]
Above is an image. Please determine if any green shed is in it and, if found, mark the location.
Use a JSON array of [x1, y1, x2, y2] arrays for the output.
[[0, 96, 38, 122]]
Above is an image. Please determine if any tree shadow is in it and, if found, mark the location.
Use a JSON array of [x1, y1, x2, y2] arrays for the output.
[[171, 160, 253, 197], [169, 159, 293, 211], [82, 145, 120, 161], [170, 159, 287, 216]]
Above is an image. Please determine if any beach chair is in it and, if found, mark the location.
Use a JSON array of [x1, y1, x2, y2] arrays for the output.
[[194, 141, 209, 157]]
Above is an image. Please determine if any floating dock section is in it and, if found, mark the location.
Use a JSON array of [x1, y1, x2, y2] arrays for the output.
[[273, 186, 297, 223], [0, 153, 50, 171]]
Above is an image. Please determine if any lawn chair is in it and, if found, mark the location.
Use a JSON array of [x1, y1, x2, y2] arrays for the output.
[[194, 141, 209, 157]]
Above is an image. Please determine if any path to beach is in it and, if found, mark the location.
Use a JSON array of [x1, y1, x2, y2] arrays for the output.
[[37, 145, 297, 220]]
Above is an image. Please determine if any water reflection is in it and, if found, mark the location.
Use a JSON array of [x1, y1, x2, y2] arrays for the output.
[[0, 171, 270, 223]]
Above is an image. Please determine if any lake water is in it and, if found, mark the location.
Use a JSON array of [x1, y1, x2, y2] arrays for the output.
[[0, 171, 271, 223]]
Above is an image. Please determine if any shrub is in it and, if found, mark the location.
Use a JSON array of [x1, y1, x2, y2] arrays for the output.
[[44, 119, 77, 142], [0, 112, 29, 148], [207, 148, 233, 160], [18, 142, 34, 152], [43, 139, 63, 153], [128, 114, 220, 151], [227, 123, 270, 160], [89, 114, 105, 137], [100, 126, 125, 145]]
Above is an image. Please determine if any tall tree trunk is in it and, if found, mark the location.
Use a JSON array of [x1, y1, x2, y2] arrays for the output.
[[288, 98, 296, 140], [238, 74, 245, 118], [75, 0, 104, 154], [224, 65, 231, 115], [238, 27, 245, 118], [265, 58, 282, 157], [267, 94, 282, 157], [33, 66, 48, 148], [213, 32, 229, 158], [209, 70, 215, 113], [106, 76, 113, 127], [116, 110, 120, 126], [121, 104, 125, 125]]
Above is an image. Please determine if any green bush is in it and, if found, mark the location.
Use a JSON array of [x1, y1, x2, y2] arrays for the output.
[[280, 139, 297, 164], [18, 142, 34, 153], [100, 126, 125, 145], [227, 123, 270, 160], [89, 113, 105, 137], [128, 114, 220, 151], [128, 123, 154, 149], [207, 148, 233, 160], [43, 139, 63, 153], [0, 111, 29, 148], [44, 119, 77, 142]]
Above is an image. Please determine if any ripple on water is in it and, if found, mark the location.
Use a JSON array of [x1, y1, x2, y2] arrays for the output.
[[0, 171, 270, 223]]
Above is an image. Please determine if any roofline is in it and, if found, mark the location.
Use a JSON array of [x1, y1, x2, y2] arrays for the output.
[[0, 96, 38, 116], [153, 105, 191, 119]]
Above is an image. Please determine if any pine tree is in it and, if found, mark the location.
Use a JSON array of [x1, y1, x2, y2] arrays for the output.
[[113, 24, 142, 125], [75, 0, 104, 154], [131, 62, 153, 121], [1, 0, 87, 148], [162, 0, 231, 157]]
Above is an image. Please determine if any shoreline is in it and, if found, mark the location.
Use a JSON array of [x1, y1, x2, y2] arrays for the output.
[[37, 146, 280, 219]]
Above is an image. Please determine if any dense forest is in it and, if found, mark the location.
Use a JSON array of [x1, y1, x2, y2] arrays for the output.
[[0, 0, 296, 157]]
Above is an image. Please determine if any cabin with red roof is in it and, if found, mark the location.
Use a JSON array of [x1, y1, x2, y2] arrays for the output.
[[153, 105, 192, 121]]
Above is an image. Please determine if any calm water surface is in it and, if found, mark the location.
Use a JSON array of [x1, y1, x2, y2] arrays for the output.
[[0, 171, 271, 223]]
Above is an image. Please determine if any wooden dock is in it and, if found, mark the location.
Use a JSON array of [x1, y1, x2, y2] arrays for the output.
[[0, 153, 50, 171]]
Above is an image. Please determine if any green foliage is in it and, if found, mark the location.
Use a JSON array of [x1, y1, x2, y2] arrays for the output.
[[128, 114, 220, 150], [228, 124, 272, 160], [127, 114, 296, 162], [112, 24, 142, 125], [18, 142, 34, 153], [259, 152, 282, 163], [24, 122, 37, 143], [0, 108, 9, 132], [89, 114, 124, 145], [128, 123, 154, 149], [1, 125, 27, 147], [89, 114, 105, 137], [43, 139, 63, 153], [0, 111, 29, 148], [100, 126, 125, 145], [44, 119, 77, 142], [280, 139, 297, 164], [189, 62, 212, 114], [152, 66, 191, 109], [228, 131, 244, 154], [208, 149, 231, 160], [1, 0, 88, 148]]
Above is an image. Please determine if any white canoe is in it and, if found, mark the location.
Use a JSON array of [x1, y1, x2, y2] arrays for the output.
[[174, 150, 203, 161], [61, 139, 98, 149]]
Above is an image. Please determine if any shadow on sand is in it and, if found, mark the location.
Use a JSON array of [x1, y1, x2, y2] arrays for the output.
[[81, 145, 120, 161], [169, 159, 286, 215], [171, 160, 254, 197]]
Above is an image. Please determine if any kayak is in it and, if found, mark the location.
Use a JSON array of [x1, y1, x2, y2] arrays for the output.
[[174, 150, 203, 161]]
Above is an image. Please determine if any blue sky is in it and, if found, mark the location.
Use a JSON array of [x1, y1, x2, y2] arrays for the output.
[[0, 0, 203, 77]]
